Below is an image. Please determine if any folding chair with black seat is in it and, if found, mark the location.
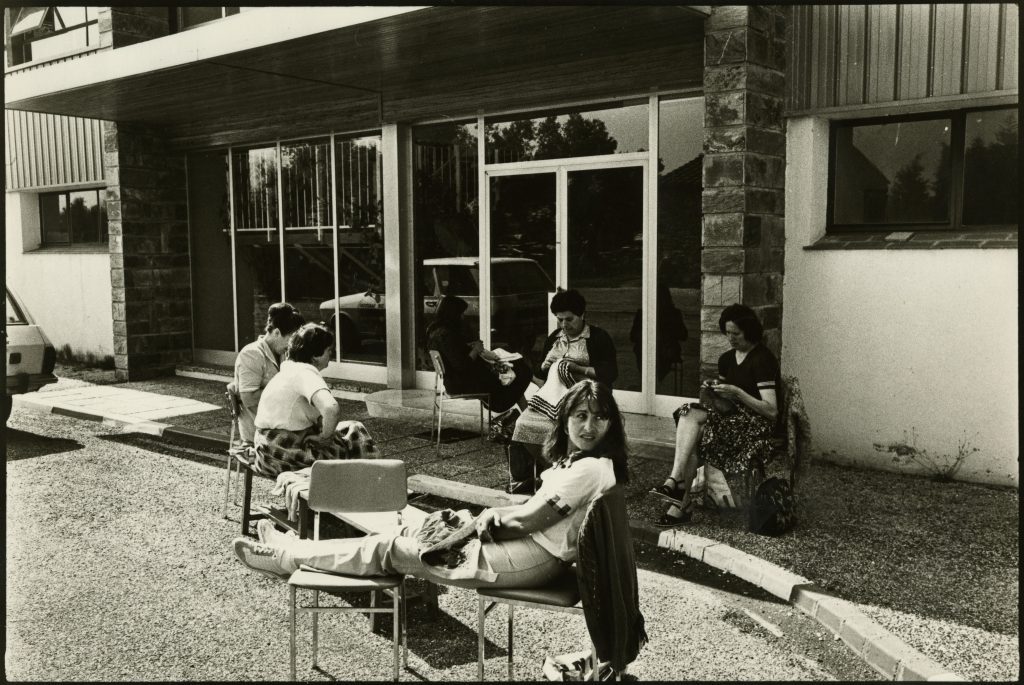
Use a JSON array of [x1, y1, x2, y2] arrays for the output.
[[428, 349, 490, 458], [476, 487, 638, 681], [222, 387, 296, 537], [286, 459, 410, 681]]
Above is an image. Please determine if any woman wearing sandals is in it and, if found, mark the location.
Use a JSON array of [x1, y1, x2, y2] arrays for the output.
[[650, 304, 781, 527]]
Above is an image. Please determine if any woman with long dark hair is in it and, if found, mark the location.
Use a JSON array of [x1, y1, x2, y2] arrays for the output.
[[233, 379, 629, 589]]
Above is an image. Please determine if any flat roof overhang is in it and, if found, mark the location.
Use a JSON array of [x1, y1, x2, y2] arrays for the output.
[[4, 6, 709, 148]]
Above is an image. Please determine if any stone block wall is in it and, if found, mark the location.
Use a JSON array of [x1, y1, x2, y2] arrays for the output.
[[104, 122, 191, 381], [700, 5, 787, 378]]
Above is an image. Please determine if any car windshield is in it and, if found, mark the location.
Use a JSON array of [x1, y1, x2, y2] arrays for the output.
[[492, 262, 555, 295], [6, 292, 26, 325]]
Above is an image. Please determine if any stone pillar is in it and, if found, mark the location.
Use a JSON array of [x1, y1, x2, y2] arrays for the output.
[[700, 5, 787, 379], [97, 7, 170, 49], [105, 122, 191, 381]]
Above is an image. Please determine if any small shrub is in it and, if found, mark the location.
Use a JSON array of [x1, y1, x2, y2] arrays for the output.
[[55, 344, 115, 370], [873, 428, 980, 482]]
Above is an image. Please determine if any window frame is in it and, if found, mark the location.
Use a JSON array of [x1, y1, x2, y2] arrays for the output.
[[38, 187, 108, 247], [826, 105, 1017, 233], [5, 6, 99, 68]]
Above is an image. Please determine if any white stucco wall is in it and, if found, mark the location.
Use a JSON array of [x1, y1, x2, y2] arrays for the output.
[[5, 191, 114, 359], [783, 118, 1018, 487]]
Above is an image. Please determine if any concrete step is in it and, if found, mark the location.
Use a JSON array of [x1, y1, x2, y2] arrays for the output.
[[365, 389, 677, 464]]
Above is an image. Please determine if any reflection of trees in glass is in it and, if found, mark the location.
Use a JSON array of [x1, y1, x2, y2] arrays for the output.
[[281, 142, 330, 228], [567, 167, 643, 285], [234, 148, 278, 229], [886, 153, 948, 223], [55, 192, 107, 243], [963, 112, 1018, 225], [413, 126, 479, 260], [487, 113, 619, 163], [656, 154, 702, 289]]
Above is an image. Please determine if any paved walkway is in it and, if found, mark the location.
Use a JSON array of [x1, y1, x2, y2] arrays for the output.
[[11, 378, 967, 681]]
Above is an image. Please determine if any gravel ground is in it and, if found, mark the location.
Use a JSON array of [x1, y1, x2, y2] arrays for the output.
[[32, 365, 1020, 681], [7, 409, 876, 681]]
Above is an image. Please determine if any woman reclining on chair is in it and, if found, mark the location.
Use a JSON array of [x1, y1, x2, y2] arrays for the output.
[[233, 379, 628, 590], [252, 323, 380, 478]]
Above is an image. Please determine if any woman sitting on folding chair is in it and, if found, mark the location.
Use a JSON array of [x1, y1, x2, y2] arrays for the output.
[[649, 303, 781, 527], [253, 323, 380, 478], [230, 302, 305, 446], [426, 295, 532, 424], [233, 379, 628, 590]]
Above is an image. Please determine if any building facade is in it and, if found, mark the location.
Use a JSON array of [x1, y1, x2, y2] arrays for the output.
[[4, 5, 1018, 485]]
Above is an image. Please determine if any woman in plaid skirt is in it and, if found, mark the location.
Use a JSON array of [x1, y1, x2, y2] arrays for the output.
[[253, 323, 380, 478]]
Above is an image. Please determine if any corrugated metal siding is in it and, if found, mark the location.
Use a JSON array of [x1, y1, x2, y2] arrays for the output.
[[788, 4, 1018, 113], [4, 110, 105, 190]]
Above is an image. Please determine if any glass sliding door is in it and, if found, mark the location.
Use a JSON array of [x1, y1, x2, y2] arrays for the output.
[[566, 165, 645, 404], [487, 172, 557, 368]]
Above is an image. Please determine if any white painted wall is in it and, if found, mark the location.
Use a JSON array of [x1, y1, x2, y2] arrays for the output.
[[5, 191, 114, 358], [783, 118, 1018, 487]]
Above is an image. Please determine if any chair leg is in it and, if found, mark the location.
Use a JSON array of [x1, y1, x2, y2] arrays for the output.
[[222, 452, 233, 519], [401, 581, 408, 668], [393, 585, 400, 680], [289, 585, 297, 681], [435, 400, 444, 458], [477, 597, 486, 681], [312, 590, 320, 668], [506, 604, 515, 680], [241, 465, 254, 537]]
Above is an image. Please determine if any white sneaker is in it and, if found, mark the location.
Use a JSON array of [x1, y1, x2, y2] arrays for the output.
[[233, 538, 291, 580], [256, 519, 296, 545]]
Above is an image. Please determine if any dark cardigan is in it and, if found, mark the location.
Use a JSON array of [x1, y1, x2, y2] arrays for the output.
[[540, 324, 618, 388]]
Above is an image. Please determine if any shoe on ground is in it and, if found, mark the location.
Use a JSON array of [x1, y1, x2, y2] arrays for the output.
[[652, 510, 693, 528], [233, 537, 291, 580]]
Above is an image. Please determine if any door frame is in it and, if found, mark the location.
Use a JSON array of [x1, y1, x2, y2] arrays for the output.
[[481, 154, 650, 414]]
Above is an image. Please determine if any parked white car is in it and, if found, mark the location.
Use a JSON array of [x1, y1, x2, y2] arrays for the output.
[[318, 257, 556, 354], [5, 286, 58, 423]]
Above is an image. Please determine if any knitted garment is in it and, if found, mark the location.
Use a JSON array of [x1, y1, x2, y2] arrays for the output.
[[575, 488, 648, 671]]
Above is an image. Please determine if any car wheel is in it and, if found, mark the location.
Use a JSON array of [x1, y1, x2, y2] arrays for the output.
[[330, 316, 362, 355]]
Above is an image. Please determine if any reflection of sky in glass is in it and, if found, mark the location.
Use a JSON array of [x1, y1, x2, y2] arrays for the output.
[[659, 96, 704, 175], [852, 120, 950, 183]]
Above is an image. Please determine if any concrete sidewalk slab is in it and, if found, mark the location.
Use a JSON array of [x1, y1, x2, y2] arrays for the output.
[[13, 385, 219, 435]]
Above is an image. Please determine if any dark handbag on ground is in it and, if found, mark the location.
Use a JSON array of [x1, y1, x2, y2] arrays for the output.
[[699, 382, 737, 416], [748, 476, 796, 536]]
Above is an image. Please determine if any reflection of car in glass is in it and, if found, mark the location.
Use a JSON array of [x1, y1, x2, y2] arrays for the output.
[[318, 257, 556, 355], [5, 286, 58, 423]]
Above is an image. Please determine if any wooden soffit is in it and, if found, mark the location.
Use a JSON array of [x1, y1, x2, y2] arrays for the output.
[[4, 6, 707, 147]]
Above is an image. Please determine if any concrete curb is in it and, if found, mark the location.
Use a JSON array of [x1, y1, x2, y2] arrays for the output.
[[14, 392, 965, 681], [630, 522, 965, 682]]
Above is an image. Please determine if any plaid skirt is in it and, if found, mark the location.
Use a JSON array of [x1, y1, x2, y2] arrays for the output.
[[253, 420, 380, 479], [674, 402, 772, 476]]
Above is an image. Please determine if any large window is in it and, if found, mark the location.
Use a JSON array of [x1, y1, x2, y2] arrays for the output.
[[829, 107, 1018, 231], [6, 7, 99, 67], [39, 189, 107, 246]]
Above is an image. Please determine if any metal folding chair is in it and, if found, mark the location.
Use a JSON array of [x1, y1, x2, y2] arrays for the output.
[[287, 459, 410, 681], [428, 349, 490, 458]]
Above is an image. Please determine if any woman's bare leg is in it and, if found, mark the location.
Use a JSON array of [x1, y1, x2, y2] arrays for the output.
[[662, 408, 707, 516]]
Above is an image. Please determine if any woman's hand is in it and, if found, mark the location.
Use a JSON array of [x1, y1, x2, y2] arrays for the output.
[[475, 508, 501, 541], [712, 383, 741, 400]]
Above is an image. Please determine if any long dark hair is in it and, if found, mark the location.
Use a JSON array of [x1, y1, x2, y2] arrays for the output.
[[543, 379, 630, 484]]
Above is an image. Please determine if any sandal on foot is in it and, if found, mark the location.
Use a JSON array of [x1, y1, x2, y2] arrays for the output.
[[653, 510, 693, 528]]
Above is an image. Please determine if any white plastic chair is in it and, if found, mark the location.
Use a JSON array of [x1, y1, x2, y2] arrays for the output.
[[428, 349, 490, 458], [287, 459, 410, 680]]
